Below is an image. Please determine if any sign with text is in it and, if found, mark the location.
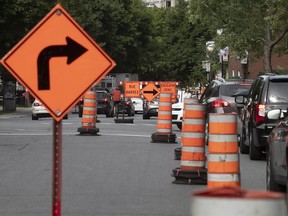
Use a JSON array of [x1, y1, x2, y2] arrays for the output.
[[0, 4, 115, 121], [124, 82, 141, 98], [160, 82, 177, 102]]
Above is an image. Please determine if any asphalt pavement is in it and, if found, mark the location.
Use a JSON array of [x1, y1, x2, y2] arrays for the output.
[[0, 107, 31, 119]]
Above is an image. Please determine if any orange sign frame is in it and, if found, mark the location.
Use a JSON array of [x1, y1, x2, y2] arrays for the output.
[[0, 4, 115, 121]]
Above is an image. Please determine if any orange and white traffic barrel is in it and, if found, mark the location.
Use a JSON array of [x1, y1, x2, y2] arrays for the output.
[[207, 113, 240, 188], [172, 102, 207, 184], [174, 97, 199, 160], [77, 89, 99, 135], [191, 186, 287, 216], [151, 93, 176, 143]]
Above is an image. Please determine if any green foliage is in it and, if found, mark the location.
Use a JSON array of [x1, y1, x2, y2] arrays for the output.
[[0, 0, 211, 85], [188, 0, 288, 72]]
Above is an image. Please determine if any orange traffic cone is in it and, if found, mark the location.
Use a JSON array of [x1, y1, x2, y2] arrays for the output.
[[151, 93, 176, 143], [174, 97, 199, 160], [207, 113, 240, 188], [172, 102, 207, 184], [77, 89, 99, 135]]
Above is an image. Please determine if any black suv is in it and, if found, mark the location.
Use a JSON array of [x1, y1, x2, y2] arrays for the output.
[[78, 90, 114, 118], [237, 74, 288, 160]]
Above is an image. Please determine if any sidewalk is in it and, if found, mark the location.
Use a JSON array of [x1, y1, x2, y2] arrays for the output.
[[0, 107, 31, 119]]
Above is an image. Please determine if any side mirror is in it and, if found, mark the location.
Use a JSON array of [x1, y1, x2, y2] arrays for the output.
[[235, 95, 245, 104], [267, 109, 285, 120]]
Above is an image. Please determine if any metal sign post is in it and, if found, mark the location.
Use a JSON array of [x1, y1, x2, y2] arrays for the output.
[[52, 119, 62, 216]]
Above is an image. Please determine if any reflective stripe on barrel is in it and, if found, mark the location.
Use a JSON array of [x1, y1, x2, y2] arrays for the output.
[[208, 134, 238, 154], [207, 154, 239, 173], [181, 132, 205, 147], [209, 113, 237, 134], [156, 93, 172, 133], [207, 173, 240, 187], [185, 104, 206, 119], [180, 146, 206, 170], [182, 118, 205, 132]]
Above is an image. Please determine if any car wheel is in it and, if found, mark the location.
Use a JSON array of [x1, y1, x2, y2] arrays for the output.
[[32, 114, 38, 120], [266, 151, 285, 192], [143, 113, 150, 119], [249, 127, 262, 160], [240, 127, 249, 154], [176, 123, 182, 130]]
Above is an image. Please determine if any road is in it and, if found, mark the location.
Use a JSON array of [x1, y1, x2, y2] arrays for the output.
[[0, 111, 266, 216]]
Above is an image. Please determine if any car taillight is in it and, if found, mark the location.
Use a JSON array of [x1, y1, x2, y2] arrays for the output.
[[101, 98, 108, 103], [256, 104, 265, 124], [211, 99, 230, 108], [33, 102, 42, 106]]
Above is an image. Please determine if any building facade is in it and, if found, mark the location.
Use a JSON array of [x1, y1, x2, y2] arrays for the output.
[[227, 54, 288, 80], [143, 0, 176, 8]]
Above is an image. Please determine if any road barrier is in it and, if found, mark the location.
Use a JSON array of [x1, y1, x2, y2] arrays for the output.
[[207, 113, 240, 188], [114, 99, 134, 124], [191, 186, 287, 216], [77, 89, 99, 135], [172, 102, 207, 184], [174, 97, 199, 160], [151, 93, 176, 143]]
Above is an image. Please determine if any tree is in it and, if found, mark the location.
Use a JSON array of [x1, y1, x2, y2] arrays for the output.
[[154, 0, 211, 85], [188, 0, 288, 73]]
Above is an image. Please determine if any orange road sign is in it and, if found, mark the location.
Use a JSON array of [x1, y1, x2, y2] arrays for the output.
[[141, 82, 160, 102], [160, 82, 177, 102], [0, 4, 115, 122], [124, 82, 141, 98], [160, 82, 176, 93]]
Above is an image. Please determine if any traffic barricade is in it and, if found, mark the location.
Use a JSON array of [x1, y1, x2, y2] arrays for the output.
[[191, 186, 287, 216], [114, 99, 134, 124], [207, 113, 240, 188], [172, 103, 207, 184], [77, 89, 99, 135], [151, 93, 176, 143], [174, 97, 199, 160]]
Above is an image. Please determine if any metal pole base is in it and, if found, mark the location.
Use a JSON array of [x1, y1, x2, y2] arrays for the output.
[[174, 147, 182, 160], [151, 132, 177, 143], [114, 118, 134, 124], [171, 168, 207, 185], [77, 127, 99, 135]]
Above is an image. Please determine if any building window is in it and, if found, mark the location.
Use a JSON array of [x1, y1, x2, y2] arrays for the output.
[[166, 1, 171, 7]]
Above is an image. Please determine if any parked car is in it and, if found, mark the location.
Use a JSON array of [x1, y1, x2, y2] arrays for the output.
[[118, 98, 135, 116], [142, 98, 159, 119], [172, 101, 184, 130], [199, 79, 252, 115], [131, 97, 143, 113], [237, 74, 288, 160], [78, 90, 113, 118], [266, 109, 288, 193], [32, 99, 68, 120]]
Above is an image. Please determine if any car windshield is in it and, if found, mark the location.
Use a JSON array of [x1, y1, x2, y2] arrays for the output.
[[220, 84, 251, 97], [96, 92, 107, 100], [267, 82, 288, 103]]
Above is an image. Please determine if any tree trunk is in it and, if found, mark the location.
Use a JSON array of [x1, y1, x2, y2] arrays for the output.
[[263, 42, 272, 73], [263, 26, 272, 73]]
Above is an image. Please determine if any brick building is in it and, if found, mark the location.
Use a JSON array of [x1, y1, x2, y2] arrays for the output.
[[227, 53, 288, 80]]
